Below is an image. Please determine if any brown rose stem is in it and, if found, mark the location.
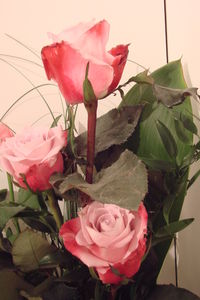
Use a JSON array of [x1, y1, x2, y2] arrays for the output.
[[46, 189, 63, 230], [84, 100, 98, 184], [109, 285, 117, 300]]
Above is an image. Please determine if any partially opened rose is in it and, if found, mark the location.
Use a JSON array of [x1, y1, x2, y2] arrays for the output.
[[0, 126, 67, 192], [41, 20, 129, 104], [60, 201, 147, 284], [0, 122, 14, 143]]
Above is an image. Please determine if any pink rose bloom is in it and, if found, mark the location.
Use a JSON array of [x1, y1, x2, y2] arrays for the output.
[[0, 126, 67, 192], [0, 122, 14, 143], [60, 201, 147, 284], [41, 20, 129, 104]]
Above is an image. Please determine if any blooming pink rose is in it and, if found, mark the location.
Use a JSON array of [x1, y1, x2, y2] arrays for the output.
[[0, 122, 14, 143], [0, 126, 67, 192], [41, 20, 129, 104], [60, 201, 147, 284]]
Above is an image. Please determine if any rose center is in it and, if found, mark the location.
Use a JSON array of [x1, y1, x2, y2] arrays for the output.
[[96, 213, 116, 232]]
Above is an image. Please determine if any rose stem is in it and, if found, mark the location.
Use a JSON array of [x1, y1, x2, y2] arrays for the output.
[[85, 100, 98, 184], [109, 285, 117, 300], [46, 189, 63, 229]]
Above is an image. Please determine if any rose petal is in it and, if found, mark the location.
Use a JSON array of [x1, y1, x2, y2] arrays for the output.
[[108, 44, 129, 93], [60, 218, 108, 268], [48, 20, 96, 44]]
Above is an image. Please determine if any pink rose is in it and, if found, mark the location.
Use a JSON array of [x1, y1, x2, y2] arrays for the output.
[[0, 122, 14, 144], [41, 20, 129, 104], [0, 126, 67, 192], [60, 201, 147, 284]]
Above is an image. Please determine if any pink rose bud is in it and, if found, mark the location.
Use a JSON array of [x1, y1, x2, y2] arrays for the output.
[[41, 20, 129, 104], [0, 126, 67, 192], [0, 122, 14, 144], [60, 201, 148, 284]]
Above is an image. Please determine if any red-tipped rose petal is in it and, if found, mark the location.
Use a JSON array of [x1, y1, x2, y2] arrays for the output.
[[108, 44, 129, 93]]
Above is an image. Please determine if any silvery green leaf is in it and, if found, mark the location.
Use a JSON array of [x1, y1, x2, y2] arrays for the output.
[[75, 105, 143, 157], [153, 85, 198, 108], [51, 150, 148, 211]]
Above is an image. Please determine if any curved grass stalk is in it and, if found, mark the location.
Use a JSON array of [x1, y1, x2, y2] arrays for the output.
[[127, 58, 148, 71], [0, 58, 56, 122], [0, 83, 56, 122], [58, 92, 68, 129], [31, 111, 62, 126], [0, 53, 43, 67], [5, 33, 41, 59], [5, 62, 45, 79]]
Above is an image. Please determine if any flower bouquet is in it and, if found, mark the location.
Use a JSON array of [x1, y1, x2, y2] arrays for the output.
[[0, 20, 200, 300]]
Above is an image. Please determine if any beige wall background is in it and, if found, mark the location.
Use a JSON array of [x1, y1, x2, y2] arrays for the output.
[[1, 0, 200, 296]]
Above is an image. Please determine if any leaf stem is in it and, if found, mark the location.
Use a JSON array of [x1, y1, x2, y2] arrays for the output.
[[7, 173, 20, 233], [84, 100, 98, 184], [46, 190, 63, 230], [7, 173, 15, 203]]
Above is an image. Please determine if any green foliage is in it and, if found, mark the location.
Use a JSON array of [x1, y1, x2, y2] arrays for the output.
[[0, 202, 25, 230], [12, 230, 55, 272], [1, 45, 199, 300], [51, 150, 148, 211], [155, 218, 194, 237], [17, 188, 40, 210], [0, 189, 7, 201], [121, 60, 193, 165], [83, 62, 96, 104], [119, 60, 195, 284], [75, 105, 143, 158], [156, 120, 178, 159]]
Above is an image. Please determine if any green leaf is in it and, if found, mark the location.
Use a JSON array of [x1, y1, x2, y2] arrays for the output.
[[155, 218, 194, 238], [140, 156, 176, 171], [153, 85, 197, 108], [180, 112, 198, 135], [17, 188, 40, 210], [156, 120, 178, 159], [0, 202, 25, 230], [75, 105, 143, 157], [22, 215, 56, 233], [128, 70, 154, 85], [174, 118, 192, 144], [12, 229, 55, 272], [51, 150, 148, 210], [121, 60, 193, 165], [187, 169, 200, 189], [163, 195, 175, 224], [0, 189, 8, 201], [39, 250, 72, 268], [153, 172, 189, 282], [51, 114, 62, 128], [0, 269, 33, 300], [147, 284, 200, 300], [83, 62, 96, 103]]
